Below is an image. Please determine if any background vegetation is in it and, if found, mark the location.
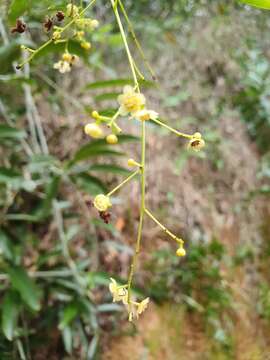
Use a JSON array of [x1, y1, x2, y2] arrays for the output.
[[0, 0, 270, 359]]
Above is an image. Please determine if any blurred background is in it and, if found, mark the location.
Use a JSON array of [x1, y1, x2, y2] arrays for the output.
[[1, 0, 270, 359]]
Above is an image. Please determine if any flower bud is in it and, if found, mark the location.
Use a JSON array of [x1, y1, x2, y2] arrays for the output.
[[106, 134, 118, 145], [84, 123, 103, 138], [127, 158, 138, 167], [176, 247, 186, 257], [81, 41, 91, 50], [92, 111, 99, 119]]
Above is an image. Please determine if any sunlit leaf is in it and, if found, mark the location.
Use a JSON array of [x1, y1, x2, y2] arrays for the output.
[[240, 0, 270, 9], [59, 302, 79, 330]]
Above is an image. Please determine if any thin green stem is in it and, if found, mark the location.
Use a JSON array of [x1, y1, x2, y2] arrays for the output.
[[127, 121, 146, 302], [118, 0, 156, 80], [145, 208, 183, 245], [151, 118, 193, 139], [107, 169, 140, 197], [18, 0, 97, 68], [111, 0, 139, 89]]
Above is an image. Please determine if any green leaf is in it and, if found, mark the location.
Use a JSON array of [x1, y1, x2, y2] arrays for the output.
[[90, 164, 130, 175], [74, 173, 107, 195], [71, 146, 124, 164], [8, 0, 30, 23], [0, 125, 26, 140], [85, 78, 133, 90], [240, 0, 270, 9], [8, 266, 41, 311], [59, 303, 79, 330], [62, 325, 73, 354], [35, 176, 61, 219], [2, 291, 20, 341], [0, 230, 14, 262], [94, 92, 120, 102]]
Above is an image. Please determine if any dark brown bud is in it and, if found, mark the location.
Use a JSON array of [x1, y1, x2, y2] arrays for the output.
[[99, 211, 111, 224], [86, 200, 93, 208], [11, 19, 26, 34], [44, 17, 53, 32], [56, 11, 65, 21]]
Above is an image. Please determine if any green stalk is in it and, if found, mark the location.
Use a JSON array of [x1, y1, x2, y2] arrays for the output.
[[107, 169, 140, 197], [111, 0, 139, 89], [151, 118, 193, 139], [111, 0, 146, 303], [127, 120, 146, 301]]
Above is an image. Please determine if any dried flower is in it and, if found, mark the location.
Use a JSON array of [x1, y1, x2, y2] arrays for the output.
[[11, 19, 26, 34], [44, 17, 53, 32], [84, 123, 103, 138], [118, 86, 145, 115], [99, 211, 111, 224], [56, 11, 65, 21], [93, 194, 112, 212], [134, 109, 158, 121]]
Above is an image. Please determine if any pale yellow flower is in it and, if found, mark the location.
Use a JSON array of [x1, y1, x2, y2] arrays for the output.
[[134, 109, 158, 121], [66, 4, 79, 17], [52, 30, 61, 41], [93, 194, 112, 212], [127, 297, 150, 321], [109, 278, 128, 303], [53, 60, 71, 74], [137, 297, 150, 315], [118, 86, 145, 115], [188, 132, 205, 152], [75, 18, 99, 30]]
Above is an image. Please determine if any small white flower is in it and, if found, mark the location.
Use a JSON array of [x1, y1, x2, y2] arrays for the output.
[[134, 109, 159, 121], [53, 60, 71, 74]]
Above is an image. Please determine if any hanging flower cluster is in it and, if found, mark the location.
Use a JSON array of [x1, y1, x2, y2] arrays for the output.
[[15, 0, 206, 322], [109, 278, 149, 321]]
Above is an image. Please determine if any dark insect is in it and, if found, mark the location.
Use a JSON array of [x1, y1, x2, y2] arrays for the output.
[[44, 17, 53, 32], [191, 140, 201, 147], [99, 211, 111, 224], [56, 11, 65, 21], [11, 19, 26, 34]]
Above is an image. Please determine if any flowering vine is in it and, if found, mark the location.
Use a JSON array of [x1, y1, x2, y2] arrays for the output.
[[16, 0, 205, 322]]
